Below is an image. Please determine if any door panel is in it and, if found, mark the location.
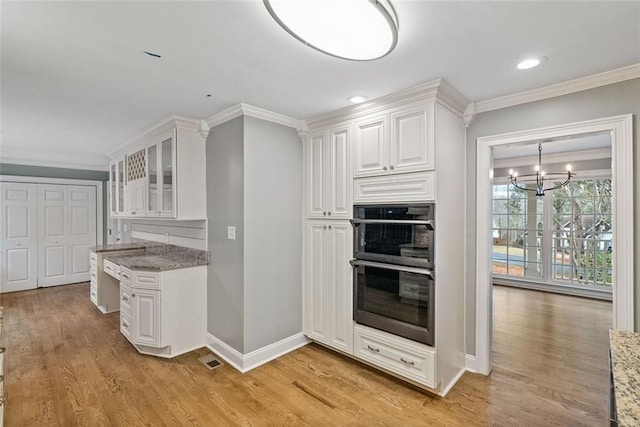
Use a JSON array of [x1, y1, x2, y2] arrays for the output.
[[133, 289, 161, 347], [1, 182, 38, 292], [67, 186, 96, 283], [39, 185, 68, 287], [329, 223, 354, 353], [354, 115, 387, 177], [329, 126, 351, 218], [306, 132, 326, 218], [304, 222, 328, 343], [6, 248, 30, 282]]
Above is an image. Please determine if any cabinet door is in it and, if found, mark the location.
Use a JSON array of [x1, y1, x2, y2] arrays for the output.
[[147, 143, 160, 216], [303, 222, 329, 343], [354, 115, 388, 178], [328, 222, 354, 353], [158, 131, 176, 217], [390, 103, 434, 173], [305, 131, 327, 218], [328, 125, 351, 218], [109, 162, 117, 216], [117, 158, 125, 215], [133, 288, 162, 347]]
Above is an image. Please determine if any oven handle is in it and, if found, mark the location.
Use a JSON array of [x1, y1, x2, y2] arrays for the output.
[[349, 259, 434, 280], [350, 219, 434, 230]]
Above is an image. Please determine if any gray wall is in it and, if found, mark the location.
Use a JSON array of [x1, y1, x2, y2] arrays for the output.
[[465, 78, 640, 355], [243, 116, 302, 353], [206, 116, 246, 352], [0, 163, 109, 243]]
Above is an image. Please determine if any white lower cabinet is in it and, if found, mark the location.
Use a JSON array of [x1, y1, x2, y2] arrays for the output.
[[132, 288, 162, 347], [303, 220, 353, 354], [354, 324, 436, 389], [115, 265, 206, 358]]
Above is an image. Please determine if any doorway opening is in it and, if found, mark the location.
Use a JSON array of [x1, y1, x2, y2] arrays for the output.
[[474, 115, 633, 375]]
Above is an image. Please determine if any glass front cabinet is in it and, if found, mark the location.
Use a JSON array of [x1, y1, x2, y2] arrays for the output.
[[109, 157, 126, 217], [146, 130, 176, 217]]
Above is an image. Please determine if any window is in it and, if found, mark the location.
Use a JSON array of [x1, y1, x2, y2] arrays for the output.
[[492, 177, 612, 290]]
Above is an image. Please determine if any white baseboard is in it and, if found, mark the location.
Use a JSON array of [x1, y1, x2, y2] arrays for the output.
[[439, 367, 467, 397], [465, 354, 478, 373], [206, 332, 310, 373]]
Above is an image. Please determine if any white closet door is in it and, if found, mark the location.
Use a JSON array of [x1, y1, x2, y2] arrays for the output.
[[68, 186, 96, 283], [0, 183, 38, 293], [38, 185, 69, 287]]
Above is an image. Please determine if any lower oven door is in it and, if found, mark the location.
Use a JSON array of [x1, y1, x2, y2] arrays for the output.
[[351, 259, 435, 346]]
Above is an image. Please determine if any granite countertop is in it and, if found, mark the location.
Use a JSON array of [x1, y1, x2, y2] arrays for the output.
[[90, 241, 165, 253], [103, 245, 209, 271], [609, 329, 640, 426]]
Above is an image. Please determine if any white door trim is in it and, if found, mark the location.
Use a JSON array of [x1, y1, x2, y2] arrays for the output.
[[475, 114, 634, 375], [0, 175, 104, 246]]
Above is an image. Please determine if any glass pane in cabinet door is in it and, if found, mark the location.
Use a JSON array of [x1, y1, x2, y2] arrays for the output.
[[110, 163, 117, 213], [148, 144, 158, 212], [161, 137, 173, 212], [118, 159, 125, 213]]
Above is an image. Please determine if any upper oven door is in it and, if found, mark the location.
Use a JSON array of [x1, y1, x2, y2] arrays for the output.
[[351, 204, 434, 268]]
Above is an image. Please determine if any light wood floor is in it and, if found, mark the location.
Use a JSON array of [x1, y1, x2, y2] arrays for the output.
[[1, 283, 611, 426]]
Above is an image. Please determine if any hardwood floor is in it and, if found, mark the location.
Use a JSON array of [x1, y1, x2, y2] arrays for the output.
[[1, 283, 611, 426]]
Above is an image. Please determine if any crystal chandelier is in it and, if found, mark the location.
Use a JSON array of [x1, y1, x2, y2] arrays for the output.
[[508, 143, 575, 196]]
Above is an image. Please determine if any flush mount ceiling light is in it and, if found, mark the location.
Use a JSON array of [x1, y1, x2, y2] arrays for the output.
[[517, 56, 547, 70], [264, 0, 398, 61], [347, 95, 368, 104]]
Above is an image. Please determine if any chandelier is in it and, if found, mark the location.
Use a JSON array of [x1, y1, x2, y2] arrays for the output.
[[508, 143, 575, 197]]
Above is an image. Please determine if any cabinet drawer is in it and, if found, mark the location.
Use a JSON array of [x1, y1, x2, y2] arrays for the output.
[[90, 283, 98, 304], [90, 267, 98, 281], [133, 271, 159, 289], [354, 325, 435, 388], [90, 251, 98, 267], [103, 259, 121, 279], [120, 284, 133, 315], [120, 311, 133, 343], [120, 267, 133, 285], [354, 171, 435, 203]]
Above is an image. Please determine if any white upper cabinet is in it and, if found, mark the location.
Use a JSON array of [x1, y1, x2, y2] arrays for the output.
[[354, 102, 435, 178], [108, 117, 206, 220], [305, 123, 351, 219], [354, 114, 387, 177], [390, 103, 435, 173], [109, 157, 126, 217], [147, 130, 177, 217]]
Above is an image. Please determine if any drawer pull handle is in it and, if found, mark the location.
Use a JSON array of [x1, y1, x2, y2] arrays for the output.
[[366, 345, 380, 353], [0, 394, 6, 406], [122, 274, 130, 280], [400, 357, 415, 366], [0, 347, 5, 354], [123, 321, 129, 328], [122, 296, 128, 302], [409, 286, 419, 292]]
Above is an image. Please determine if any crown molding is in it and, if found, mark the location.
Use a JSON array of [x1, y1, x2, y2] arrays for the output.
[[475, 63, 640, 115], [0, 155, 110, 172], [206, 103, 306, 132], [306, 78, 470, 129], [106, 114, 203, 159]]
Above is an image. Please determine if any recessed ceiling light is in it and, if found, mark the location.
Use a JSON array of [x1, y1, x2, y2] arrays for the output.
[[347, 95, 368, 104], [264, 0, 398, 61], [517, 57, 547, 70]]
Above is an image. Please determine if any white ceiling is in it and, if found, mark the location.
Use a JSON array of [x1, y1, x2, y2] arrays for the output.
[[2, 1, 639, 170]]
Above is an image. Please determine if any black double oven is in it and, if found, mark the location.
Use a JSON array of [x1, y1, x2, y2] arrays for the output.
[[351, 204, 435, 346]]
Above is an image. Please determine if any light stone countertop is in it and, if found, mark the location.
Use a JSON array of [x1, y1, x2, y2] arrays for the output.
[[609, 329, 640, 426], [103, 244, 209, 271]]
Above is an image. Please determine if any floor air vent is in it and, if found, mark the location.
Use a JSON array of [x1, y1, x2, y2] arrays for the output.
[[198, 353, 223, 370]]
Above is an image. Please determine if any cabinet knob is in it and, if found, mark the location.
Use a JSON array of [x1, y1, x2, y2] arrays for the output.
[[327, 212, 331, 216], [390, 165, 395, 170], [323, 225, 327, 230], [328, 225, 332, 229], [383, 166, 388, 171], [323, 211, 327, 216]]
